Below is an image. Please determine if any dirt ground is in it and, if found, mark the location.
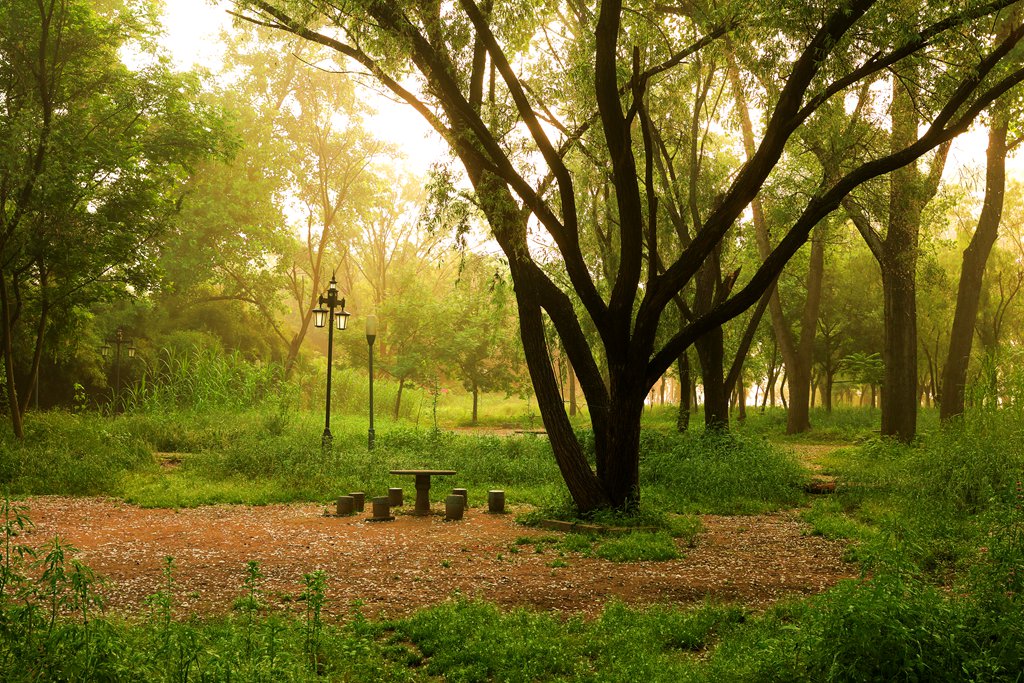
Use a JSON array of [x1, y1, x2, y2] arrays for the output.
[[19, 495, 855, 621]]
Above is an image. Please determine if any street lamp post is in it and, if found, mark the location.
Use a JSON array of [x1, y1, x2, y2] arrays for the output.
[[100, 328, 135, 410], [313, 274, 350, 449], [366, 314, 377, 451]]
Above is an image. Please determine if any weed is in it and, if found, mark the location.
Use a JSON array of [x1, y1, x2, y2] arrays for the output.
[[301, 569, 327, 673]]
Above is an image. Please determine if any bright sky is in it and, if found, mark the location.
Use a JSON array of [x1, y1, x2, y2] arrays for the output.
[[159, 0, 447, 176]]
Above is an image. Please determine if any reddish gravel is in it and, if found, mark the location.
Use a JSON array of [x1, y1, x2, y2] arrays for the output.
[[18, 496, 855, 621]]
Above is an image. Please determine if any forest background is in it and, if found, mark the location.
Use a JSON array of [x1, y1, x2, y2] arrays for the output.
[[3, 0, 1024, 504]]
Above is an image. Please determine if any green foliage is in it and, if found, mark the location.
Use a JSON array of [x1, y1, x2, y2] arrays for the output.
[[391, 597, 746, 682], [0, 412, 152, 495], [594, 532, 681, 563], [125, 347, 289, 414], [640, 430, 808, 514], [704, 573, 1024, 682]]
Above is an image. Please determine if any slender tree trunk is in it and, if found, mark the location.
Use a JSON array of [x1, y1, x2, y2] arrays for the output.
[[941, 107, 1009, 422], [785, 223, 828, 432], [21, 266, 48, 414], [736, 376, 747, 421], [568, 361, 577, 417], [677, 351, 691, 432], [471, 382, 479, 424], [0, 274, 24, 438], [726, 44, 825, 435], [393, 377, 405, 419]]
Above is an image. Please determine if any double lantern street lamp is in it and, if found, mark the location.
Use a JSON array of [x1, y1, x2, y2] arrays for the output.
[[312, 275, 350, 449], [100, 328, 135, 409]]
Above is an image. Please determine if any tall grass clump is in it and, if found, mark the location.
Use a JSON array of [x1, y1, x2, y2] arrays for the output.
[[639, 431, 807, 514], [125, 347, 288, 414], [0, 412, 151, 495]]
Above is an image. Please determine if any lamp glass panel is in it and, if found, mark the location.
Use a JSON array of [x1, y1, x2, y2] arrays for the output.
[[313, 307, 328, 328], [335, 310, 350, 330], [365, 314, 378, 337]]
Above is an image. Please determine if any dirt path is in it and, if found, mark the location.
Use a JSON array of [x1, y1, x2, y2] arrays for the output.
[[20, 496, 855, 620]]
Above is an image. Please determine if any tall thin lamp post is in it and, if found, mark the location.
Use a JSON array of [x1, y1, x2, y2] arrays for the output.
[[312, 275, 350, 449], [366, 314, 377, 451], [100, 328, 136, 411]]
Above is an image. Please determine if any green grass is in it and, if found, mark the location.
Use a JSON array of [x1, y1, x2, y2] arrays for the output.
[[4, 389, 1024, 680], [594, 531, 681, 562], [0, 407, 809, 515], [638, 430, 808, 514]]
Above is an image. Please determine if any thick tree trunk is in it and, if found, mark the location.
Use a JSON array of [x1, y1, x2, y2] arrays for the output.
[[941, 109, 1009, 422], [880, 251, 918, 440], [601, 394, 644, 507], [879, 76, 925, 443], [695, 327, 728, 430]]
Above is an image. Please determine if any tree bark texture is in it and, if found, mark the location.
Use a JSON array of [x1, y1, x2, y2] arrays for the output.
[[940, 107, 1009, 421]]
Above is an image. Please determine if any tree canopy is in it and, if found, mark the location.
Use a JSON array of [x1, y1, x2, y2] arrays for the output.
[[231, 0, 1024, 511]]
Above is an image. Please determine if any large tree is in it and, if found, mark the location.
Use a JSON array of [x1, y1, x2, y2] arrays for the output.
[[235, 0, 1024, 511]]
